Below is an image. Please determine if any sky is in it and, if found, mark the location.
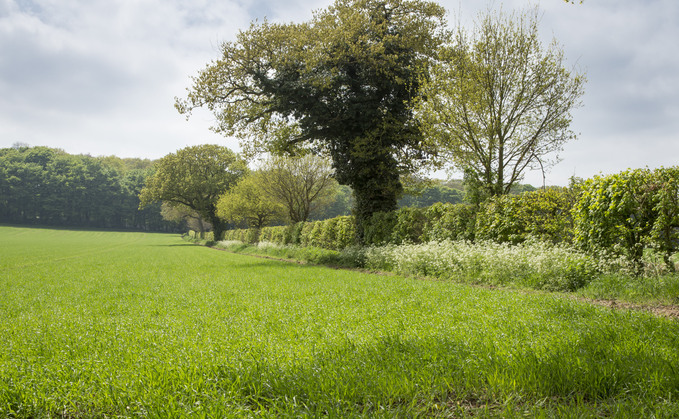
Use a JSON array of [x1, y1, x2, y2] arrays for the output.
[[1, 0, 677, 186]]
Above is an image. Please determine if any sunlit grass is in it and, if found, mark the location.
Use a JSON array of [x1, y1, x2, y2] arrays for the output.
[[2, 226, 679, 417], [578, 273, 679, 305]]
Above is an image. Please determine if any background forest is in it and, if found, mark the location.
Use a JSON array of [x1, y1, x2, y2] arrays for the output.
[[0, 144, 486, 231], [0, 145, 175, 231]]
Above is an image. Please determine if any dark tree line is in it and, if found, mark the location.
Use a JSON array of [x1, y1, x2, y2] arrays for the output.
[[0, 145, 180, 231]]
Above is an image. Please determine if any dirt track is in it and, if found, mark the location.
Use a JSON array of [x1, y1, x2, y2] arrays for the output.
[[584, 298, 679, 319]]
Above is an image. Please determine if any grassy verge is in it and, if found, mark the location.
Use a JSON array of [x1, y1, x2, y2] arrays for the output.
[[214, 239, 679, 307], [576, 274, 679, 306], [2, 227, 679, 417]]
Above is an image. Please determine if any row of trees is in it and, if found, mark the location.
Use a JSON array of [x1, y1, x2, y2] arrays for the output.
[[137, 144, 515, 240], [4, 1, 585, 240], [138, 146, 344, 239], [0, 143, 472, 233], [176, 0, 585, 240], [0, 145, 179, 231]]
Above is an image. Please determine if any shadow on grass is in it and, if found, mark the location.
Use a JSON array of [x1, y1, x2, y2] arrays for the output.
[[206, 316, 679, 417]]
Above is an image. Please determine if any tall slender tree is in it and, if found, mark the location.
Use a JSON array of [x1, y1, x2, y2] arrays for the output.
[[416, 6, 585, 203], [260, 155, 338, 223]]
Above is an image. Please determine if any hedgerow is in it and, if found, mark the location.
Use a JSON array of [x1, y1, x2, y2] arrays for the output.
[[422, 203, 476, 242], [573, 167, 679, 274], [212, 166, 679, 280], [220, 191, 574, 250], [475, 187, 578, 244], [223, 216, 358, 250]]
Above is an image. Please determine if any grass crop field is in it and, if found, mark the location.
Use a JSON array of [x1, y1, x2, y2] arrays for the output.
[[1, 226, 679, 418]]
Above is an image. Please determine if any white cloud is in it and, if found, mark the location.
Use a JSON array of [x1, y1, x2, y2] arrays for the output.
[[0, 0, 252, 156]]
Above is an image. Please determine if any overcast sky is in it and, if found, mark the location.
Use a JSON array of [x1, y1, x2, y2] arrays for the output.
[[1, 0, 677, 186]]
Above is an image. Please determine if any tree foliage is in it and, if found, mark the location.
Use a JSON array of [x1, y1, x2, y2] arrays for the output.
[[417, 6, 585, 201], [260, 154, 338, 223], [176, 0, 448, 241], [160, 202, 211, 235], [398, 179, 464, 208], [311, 184, 355, 221], [573, 167, 679, 274], [139, 145, 247, 240], [216, 172, 285, 231], [0, 145, 172, 231], [475, 187, 578, 244]]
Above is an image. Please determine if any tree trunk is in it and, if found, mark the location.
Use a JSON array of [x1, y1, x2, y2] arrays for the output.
[[208, 215, 226, 241], [351, 173, 401, 244]]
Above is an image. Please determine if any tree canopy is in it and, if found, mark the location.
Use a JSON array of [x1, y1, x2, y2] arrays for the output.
[[139, 144, 247, 240], [176, 0, 448, 241], [0, 145, 173, 231], [416, 7, 585, 202], [260, 154, 338, 223], [216, 172, 285, 230]]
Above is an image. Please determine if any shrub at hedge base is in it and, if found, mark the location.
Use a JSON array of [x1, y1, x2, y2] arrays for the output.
[[364, 240, 599, 292]]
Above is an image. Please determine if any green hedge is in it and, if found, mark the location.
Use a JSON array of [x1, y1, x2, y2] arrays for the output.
[[364, 203, 476, 246], [217, 188, 587, 250], [363, 211, 397, 246], [224, 216, 358, 250], [475, 187, 577, 244], [422, 203, 476, 242], [221, 204, 478, 249], [195, 171, 679, 280], [573, 167, 679, 273], [223, 228, 250, 243], [187, 230, 215, 241]]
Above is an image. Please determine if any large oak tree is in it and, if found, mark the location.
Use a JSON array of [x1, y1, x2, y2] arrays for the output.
[[176, 0, 447, 241]]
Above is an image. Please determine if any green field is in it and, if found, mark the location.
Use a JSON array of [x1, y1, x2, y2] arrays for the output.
[[1, 226, 678, 418]]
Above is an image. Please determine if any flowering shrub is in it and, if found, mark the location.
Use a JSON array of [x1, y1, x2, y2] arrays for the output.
[[365, 239, 599, 291]]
